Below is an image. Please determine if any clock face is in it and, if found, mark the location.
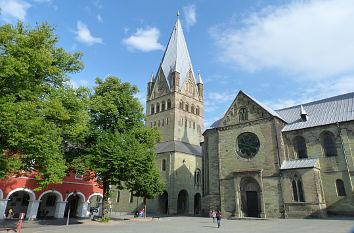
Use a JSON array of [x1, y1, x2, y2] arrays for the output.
[[236, 132, 260, 158]]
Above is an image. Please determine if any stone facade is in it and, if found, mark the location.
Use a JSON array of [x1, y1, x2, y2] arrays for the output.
[[202, 91, 354, 218]]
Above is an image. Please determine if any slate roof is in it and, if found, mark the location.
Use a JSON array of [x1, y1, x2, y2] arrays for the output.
[[209, 91, 354, 132], [280, 158, 319, 170], [276, 92, 354, 131], [156, 141, 202, 156], [157, 17, 196, 89]]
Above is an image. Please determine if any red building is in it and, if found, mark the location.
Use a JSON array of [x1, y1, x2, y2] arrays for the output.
[[0, 172, 102, 220]]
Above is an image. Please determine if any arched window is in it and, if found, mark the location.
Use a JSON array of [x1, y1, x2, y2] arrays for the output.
[[336, 179, 346, 196], [156, 103, 160, 113], [293, 136, 308, 159], [162, 101, 166, 111], [167, 99, 171, 109], [129, 192, 134, 203], [196, 106, 200, 115], [185, 103, 189, 112], [162, 159, 166, 171], [194, 169, 201, 185], [321, 131, 337, 157], [191, 105, 195, 114], [239, 108, 248, 121], [179, 101, 184, 110], [151, 104, 155, 115], [292, 174, 305, 202]]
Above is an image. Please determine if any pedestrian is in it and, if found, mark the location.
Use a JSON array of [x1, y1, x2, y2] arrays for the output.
[[212, 210, 216, 223], [216, 210, 221, 228]]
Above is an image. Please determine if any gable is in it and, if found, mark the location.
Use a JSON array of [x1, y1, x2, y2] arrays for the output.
[[180, 69, 198, 97], [150, 69, 170, 99], [219, 92, 271, 127]]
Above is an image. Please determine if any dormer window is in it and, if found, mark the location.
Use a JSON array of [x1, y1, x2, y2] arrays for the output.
[[239, 108, 248, 121]]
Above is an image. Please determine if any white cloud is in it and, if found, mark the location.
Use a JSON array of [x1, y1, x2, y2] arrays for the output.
[[97, 14, 103, 23], [122, 27, 163, 52], [0, 0, 31, 21], [75, 21, 102, 46], [211, 0, 354, 80], [32, 0, 52, 3], [265, 76, 354, 110], [183, 5, 196, 29]]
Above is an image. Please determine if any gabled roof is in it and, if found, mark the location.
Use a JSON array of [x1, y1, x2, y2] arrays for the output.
[[280, 158, 319, 170], [156, 141, 202, 156], [209, 90, 285, 128], [157, 17, 196, 89], [276, 92, 354, 131]]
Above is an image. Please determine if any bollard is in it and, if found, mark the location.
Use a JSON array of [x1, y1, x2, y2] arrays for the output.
[[17, 212, 25, 233]]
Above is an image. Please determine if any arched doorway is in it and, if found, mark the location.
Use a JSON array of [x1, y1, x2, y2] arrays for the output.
[[158, 191, 168, 215], [37, 191, 63, 219], [194, 193, 201, 215], [177, 190, 188, 215], [88, 193, 103, 216], [240, 177, 262, 218], [6, 188, 36, 219], [64, 192, 84, 218]]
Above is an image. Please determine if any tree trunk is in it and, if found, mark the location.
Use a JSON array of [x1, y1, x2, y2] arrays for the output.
[[144, 197, 147, 218], [102, 181, 110, 218]]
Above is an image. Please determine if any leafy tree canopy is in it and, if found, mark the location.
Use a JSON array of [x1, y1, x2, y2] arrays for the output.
[[0, 22, 88, 187]]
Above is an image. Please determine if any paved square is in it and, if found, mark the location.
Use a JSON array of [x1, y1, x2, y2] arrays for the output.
[[22, 217, 354, 233]]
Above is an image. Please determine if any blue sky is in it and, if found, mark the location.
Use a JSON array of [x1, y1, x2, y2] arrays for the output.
[[1, 0, 354, 128]]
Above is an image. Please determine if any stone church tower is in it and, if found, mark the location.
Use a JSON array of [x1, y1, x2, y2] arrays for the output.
[[145, 13, 204, 215]]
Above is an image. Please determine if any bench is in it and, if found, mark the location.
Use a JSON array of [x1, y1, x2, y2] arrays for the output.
[[0, 227, 17, 232]]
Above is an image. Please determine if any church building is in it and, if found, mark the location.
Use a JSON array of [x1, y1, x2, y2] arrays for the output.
[[110, 13, 204, 216], [202, 90, 354, 218]]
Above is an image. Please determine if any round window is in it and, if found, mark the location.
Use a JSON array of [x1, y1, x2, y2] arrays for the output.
[[237, 132, 260, 158]]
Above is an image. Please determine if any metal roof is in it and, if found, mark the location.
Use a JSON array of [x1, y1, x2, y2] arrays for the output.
[[155, 141, 202, 156], [157, 17, 196, 89], [280, 158, 319, 170], [276, 92, 354, 131]]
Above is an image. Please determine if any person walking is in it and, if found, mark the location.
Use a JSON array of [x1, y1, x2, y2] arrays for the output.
[[216, 210, 221, 228], [212, 210, 216, 223]]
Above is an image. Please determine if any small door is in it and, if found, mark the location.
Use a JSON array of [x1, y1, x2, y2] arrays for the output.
[[246, 191, 259, 217]]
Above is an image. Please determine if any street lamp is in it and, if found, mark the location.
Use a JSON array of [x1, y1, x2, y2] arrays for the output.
[[66, 191, 77, 226]]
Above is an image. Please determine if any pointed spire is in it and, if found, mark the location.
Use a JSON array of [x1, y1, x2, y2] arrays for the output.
[[197, 71, 203, 84], [149, 72, 154, 83], [156, 13, 195, 89], [300, 105, 308, 121]]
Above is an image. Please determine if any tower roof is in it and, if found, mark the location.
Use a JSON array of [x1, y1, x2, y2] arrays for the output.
[[158, 16, 195, 88], [197, 71, 203, 84]]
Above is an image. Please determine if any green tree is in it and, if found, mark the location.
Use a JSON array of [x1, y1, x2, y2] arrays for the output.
[[82, 76, 163, 217], [0, 22, 88, 187]]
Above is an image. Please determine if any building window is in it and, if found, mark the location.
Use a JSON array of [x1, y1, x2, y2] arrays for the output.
[[193, 122, 195, 129], [167, 99, 171, 109], [151, 104, 155, 115], [156, 103, 160, 113], [185, 118, 188, 128], [196, 106, 200, 115], [185, 103, 189, 112], [162, 101, 166, 111], [236, 132, 260, 158], [195, 169, 201, 185], [292, 175, 305, 202], [336, 179, 346, 196], [129, 192, 134, 203], [321, 131, 337, 157], [154, 121, 156, 126], [162, 159, 166, 171], [158, 120, 161, 127], [179, 101, 184, 110], [162, 119, 165, 126], [166, 118, 169, 125], [150, 122, 153, 127], [116, 191, 120, 203], [191, 105, 195, 114], [293, 136, 308, 159], [239, 107, 248, 121]]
